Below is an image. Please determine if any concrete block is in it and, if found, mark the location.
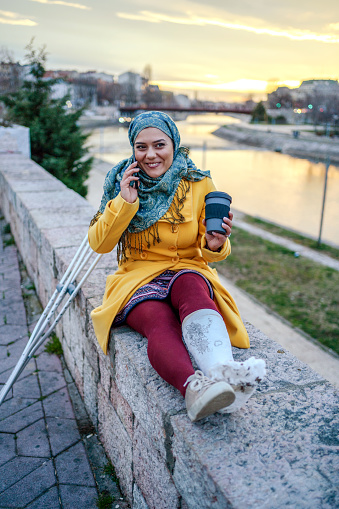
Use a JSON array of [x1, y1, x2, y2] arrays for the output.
[[0, 125, 30, 158], [110, 379, 133, 439], [242, 323, 326, 392], [114, 327, 185, 460], [171, 383, 339, 509], [133, 419, 180, 509], [97, 383, 133, 501], [133, 484, 150, 509], [83, 355, 99, 427], [99, 350, 111, 395]]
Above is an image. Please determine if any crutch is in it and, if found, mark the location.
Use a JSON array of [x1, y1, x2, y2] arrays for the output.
[[0, 235, 102, 405]]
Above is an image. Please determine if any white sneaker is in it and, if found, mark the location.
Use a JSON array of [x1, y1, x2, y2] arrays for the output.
[[184, 370, 235, 422]]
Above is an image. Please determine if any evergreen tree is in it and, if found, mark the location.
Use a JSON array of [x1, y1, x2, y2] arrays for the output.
[[251, 101, 268, 123], [0, 41, 93, 197]]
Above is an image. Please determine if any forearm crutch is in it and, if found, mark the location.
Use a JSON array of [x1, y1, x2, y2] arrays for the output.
[[0, 235, 102, 405]]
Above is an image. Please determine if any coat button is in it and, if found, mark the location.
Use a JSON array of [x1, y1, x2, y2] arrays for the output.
[[140, 252, 147, 260], [171, 225, 179, 233], [171, 256, 179, 263], [169, 245, 176, 252]]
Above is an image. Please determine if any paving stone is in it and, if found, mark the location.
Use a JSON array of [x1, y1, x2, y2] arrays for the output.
[[25, 485, 61, 509], [16, 418, 50, 457], [42, 387, 75, 419], [0, 433, 16, 467], [35, 352, 63, 373], [0, 324, 27, 345], [0, 456, 45, 493], [0, 397, 37, 421], [0, 459, 56, 508], [59, 484, 98, 509], [0, 400, 43, 433], [13, 373, 41, 399], [0, 305, 27, 326], [46, 417, 81, 456], [0, 359, 35, 384], [55, 441, 96, 487], [38, 370, 67, 397], [6, 335, 31, 362]]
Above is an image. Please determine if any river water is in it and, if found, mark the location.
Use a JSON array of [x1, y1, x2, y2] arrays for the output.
[[86, 114, 339, 246]]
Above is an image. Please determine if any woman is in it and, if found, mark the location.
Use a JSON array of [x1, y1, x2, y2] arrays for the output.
[[88, 111, 265, 422]]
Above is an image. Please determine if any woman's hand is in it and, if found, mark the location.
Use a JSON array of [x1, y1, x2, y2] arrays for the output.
[[120, 162, 140, 203], [203, 211, 233, 252]]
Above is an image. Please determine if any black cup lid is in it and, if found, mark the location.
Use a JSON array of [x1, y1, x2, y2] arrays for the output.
[[205, 191, 232, 203]]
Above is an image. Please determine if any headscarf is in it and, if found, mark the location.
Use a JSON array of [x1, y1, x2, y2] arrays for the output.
[[94, 111, 211, 260]]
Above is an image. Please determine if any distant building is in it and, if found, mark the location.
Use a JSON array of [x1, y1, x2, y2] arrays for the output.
[[118, 71, 142, 103], [175, 94, 191, 108], [297, 79, 339, 99]]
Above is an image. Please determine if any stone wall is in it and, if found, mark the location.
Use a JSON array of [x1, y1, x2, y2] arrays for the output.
[[1, 152, 338, 509]]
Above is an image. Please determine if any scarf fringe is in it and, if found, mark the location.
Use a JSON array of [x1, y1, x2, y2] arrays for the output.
[[118, 179, 190, 264]]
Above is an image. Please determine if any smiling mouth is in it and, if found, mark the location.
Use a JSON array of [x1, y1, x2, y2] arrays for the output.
[[145, 162, 161, 168]]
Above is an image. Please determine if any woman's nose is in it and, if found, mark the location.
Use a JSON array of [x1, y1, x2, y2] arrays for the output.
[[146, 146, 156, 158]]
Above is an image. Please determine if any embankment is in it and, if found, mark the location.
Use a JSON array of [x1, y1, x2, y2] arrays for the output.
[[214, 125, 339, 164]]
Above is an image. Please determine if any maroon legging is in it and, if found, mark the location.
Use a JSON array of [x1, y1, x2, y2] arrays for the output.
[[126, 273, 219, 396]]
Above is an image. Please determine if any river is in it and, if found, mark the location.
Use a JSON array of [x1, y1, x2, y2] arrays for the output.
[[85, 114, 339, 246]]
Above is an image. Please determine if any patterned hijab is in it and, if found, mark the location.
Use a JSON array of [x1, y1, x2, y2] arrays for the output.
[[96, 111, 211, 260]]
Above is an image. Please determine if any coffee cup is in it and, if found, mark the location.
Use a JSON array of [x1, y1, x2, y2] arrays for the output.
[[204, 191, 232, 235]]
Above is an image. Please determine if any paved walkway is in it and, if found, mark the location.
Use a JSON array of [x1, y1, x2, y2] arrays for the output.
[[0, 219, 128, 508]]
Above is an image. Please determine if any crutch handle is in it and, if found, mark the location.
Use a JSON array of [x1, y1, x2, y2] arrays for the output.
[[56, 283, 76, 295]]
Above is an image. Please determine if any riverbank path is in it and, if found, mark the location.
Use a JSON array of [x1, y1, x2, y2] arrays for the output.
[[233, 212, 339, 271]]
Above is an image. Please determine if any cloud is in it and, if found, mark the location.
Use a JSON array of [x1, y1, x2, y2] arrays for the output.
[[29, 0, 91, 10], [155, 78, 269, 93], [117, 10, 339, 44], [0, 10, 37, 26]]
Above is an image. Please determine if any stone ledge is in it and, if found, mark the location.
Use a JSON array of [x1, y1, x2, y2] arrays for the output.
[[1, 153, 338, 509]]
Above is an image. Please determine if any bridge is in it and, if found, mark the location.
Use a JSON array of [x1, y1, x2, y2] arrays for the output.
[[119, 105, 253, 115]]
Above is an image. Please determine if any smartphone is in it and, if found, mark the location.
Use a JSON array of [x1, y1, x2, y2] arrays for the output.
[[130, 156, 139, 189]]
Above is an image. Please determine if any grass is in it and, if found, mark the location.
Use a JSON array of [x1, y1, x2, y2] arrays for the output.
[[2, 223, 11, 235], [103, 461, 119, 484], [95, 492, 114, 509], [242, 215, 339, 260], [44, 333, 63, 356], [213, 227, 339, 355]]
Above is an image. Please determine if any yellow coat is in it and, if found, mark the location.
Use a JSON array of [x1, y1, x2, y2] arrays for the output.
[[88, 177, 250, 354]]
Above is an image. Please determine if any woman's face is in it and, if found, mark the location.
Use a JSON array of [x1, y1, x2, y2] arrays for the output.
[[134, 127, 174, 178]]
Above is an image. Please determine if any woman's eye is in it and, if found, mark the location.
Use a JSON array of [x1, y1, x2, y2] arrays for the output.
[[156, 143, 165, 148]]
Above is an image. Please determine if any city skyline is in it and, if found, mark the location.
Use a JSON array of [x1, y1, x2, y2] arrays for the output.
[[1, 0, 338, 101]]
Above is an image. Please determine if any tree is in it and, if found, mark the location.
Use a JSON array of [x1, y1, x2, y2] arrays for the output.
[[0, 40, 93, 197], [251, 101, 268, 123]]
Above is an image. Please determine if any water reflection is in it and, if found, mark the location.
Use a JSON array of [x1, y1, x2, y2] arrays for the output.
[[86, 114, 338, 245]]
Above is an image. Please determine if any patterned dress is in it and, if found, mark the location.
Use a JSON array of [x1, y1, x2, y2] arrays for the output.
[[113, 270, 213, 326]]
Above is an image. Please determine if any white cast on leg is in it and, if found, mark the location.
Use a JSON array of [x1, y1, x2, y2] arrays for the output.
[[182, 309, 234, 376], [182, 309, 266, 413]]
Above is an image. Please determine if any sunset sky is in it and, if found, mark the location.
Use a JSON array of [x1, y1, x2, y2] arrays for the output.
[[1, 0, 338, 101]]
